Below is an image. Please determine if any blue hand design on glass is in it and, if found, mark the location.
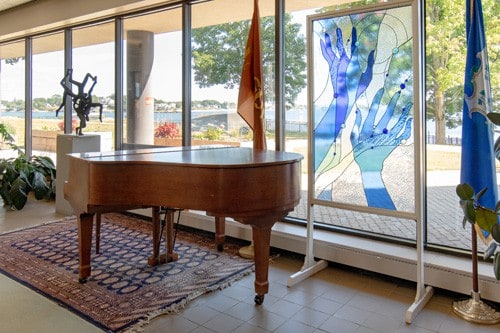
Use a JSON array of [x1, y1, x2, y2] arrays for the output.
[[350, 88, 413, 209], [314, 27, 375, 171]]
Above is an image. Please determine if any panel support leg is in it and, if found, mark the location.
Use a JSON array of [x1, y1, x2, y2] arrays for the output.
[[288, 204, 327, 287]]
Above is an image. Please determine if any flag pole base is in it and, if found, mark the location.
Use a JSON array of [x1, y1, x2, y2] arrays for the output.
[[452, 291, 500, 325], [239, 242, 254, 259]]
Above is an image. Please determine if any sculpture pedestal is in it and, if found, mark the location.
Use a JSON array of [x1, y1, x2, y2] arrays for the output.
[[56, 134, 100, 215]]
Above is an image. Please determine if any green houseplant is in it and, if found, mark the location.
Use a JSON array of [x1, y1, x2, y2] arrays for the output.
[[0, 123, 56, 210], [457, 183, 500, 279]]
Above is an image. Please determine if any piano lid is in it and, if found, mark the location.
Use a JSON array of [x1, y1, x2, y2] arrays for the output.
[[68, 146, 303, 168]]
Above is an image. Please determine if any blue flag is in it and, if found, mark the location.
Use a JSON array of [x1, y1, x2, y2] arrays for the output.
[[460, 0, 497, 243]]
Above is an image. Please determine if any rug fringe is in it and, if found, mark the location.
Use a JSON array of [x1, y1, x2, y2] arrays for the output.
[[123, 268, 252, 333]]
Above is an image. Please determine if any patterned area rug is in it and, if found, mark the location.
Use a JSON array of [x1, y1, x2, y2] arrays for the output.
[[0, 213, 253, 332]]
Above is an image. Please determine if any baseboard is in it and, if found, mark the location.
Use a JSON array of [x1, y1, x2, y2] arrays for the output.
[[132, 208, 500, 303]]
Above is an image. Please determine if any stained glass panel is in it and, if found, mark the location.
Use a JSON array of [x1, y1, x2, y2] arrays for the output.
[[309, 3, 416, 215]]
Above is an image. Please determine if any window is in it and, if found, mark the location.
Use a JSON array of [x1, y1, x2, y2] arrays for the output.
[[72, 22, 115, 150], [191, 0, 274, 147], [0, 41, 25, 157], [285, 1, 327, 220], [425, 0, 499, 252], [32, 32, 64, 157], [123, 7, 182, 149]]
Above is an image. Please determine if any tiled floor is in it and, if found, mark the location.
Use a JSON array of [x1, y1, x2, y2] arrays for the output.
[[1, 199, 500, 333]]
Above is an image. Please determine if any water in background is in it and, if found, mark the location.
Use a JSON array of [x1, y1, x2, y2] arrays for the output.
[[0, 108, 307, 122], [0, 108, 310, 133]]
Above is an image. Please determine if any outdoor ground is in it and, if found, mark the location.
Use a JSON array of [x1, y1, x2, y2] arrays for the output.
[[1, 115, 465, 171]]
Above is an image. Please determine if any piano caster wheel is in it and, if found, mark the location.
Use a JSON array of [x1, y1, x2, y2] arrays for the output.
[[254, 294, 264, 305], [78, 277, 87, 284], [217, 244, 224, 252]]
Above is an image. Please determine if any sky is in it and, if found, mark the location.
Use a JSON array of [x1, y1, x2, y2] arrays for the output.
[[0, 38, 239, 103], [0, 9, 313, 106]]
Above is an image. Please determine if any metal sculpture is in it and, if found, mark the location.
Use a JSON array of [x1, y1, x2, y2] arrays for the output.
[[56, 69, 103, 135]]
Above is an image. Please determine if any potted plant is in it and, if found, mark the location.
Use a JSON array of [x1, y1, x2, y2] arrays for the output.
[[457, 183, 500, 279], [0, 123, 56, 210]]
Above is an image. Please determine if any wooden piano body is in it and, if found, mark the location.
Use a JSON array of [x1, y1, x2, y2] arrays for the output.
[[64, 146, 302, 303]]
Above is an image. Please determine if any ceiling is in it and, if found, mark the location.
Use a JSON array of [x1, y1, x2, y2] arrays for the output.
[[0, 0, 354, 58], [0, 0, 34, 13]]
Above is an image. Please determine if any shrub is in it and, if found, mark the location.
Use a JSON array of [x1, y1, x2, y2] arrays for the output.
[[155, 122, 180, 138], [58, 119, 77, 132], [204, 125, 224, 141]]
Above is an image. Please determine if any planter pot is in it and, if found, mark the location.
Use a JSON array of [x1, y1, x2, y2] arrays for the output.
[[32, 130, 113, 152], [32, 130, 60, 152]]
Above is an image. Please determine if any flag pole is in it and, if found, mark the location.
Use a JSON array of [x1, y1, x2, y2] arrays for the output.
[[237, 0, 266, 259], [452, 0, 500, 322], [472, 226, 478, 293]]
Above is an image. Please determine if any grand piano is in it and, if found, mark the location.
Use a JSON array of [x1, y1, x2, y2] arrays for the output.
[[64, 146, 303, 304]]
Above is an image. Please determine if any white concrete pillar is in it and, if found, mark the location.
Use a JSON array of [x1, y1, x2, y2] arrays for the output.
[[126, 30, 154, 145]]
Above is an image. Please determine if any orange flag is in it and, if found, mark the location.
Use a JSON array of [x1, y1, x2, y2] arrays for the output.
[[237, 0, 266, 150]]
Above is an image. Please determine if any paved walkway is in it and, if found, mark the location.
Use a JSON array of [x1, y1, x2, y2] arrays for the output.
[[288, 172, 485, 253], [281, 140, 488, 252]]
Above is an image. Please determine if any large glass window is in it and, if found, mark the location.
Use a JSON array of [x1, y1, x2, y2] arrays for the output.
[[122, 7, 182, 149], [32, 32, 64, 158], [425, 0, 499, 252], [72, 22, 116, 150], [284, 0, 500, 253], [191, 0, 275, 148], [284, 0, 417, 244], [0, 41, 25, 158], [285, 1, 328, 220]]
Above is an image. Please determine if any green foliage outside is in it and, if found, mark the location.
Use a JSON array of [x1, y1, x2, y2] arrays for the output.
[[0, 123, 15, 142], [3, 1, 497, 146], [191, 0, 499, 145], [426, 0, 499, 144], [192, 13, 306, 110], [193, 125, 225, 141], [2, 93, 103, 113]]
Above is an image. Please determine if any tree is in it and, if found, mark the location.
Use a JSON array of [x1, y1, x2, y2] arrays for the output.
[[426, 0, 499, 144], [192, 13, 306, 109], [425, 0, 466, 144], [5, 57, 22, 65], [483, 0, 500, 112]]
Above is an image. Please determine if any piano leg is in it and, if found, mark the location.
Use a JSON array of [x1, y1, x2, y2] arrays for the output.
[[164, 208, 179, 262], [251, 224, 272, 305], [215, 216, 226, 251], [149, 207, 179, 265], [148, 206, 162, 266], [95, 212, 101, 254], [78, 212, 95, 283]]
